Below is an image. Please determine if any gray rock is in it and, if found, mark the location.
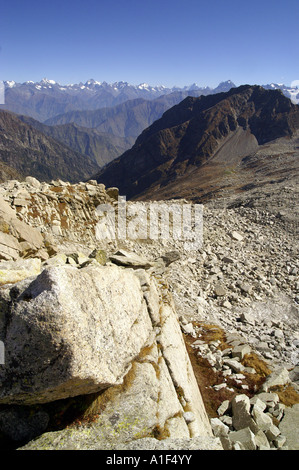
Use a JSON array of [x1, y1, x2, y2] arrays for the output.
[[25, 176, 41, 189], [228, 427, 256, 450], [260, 367, 291, 392], [0, 261, 214, 445], [210, 417, 230, 437], [0, 265, 154, 404], [0, 232, 21, 261], [214, 284, 226, 297], [239, 312, 255, 325], [250, 397, 267, 412], [251, 406, 273, 432], [223, 358, 245, 373], [232, 344, 251, 360], [181, 323, 196, 336], [254, 430, 270, 449], [161, 251, 181, 266], [230, 231, 244, 242], [231, 394, 258, 433], [265, 424, 281, 442], [0, 196, 44, 255], [106, 187, 119, 200], [273, 434, 287, 449], [109, 249, 153, 269], [217, 400, 231, 417], [256, 392, 280, 408]]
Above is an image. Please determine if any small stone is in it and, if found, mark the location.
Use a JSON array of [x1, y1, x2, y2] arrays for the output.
[[250, 397, 267, 412], [239, 312, 255, 325], [214, 383, 227, 391], [161, 251, 181, 266], [273, 435, 286, 449], [254, 430, 270, 449], [223, 358, 245, 373], [252, 406, 273, 431], [217, 400, 231, 416], [232, 344, 251, 360], [228, 427, 256, 450], [210, 417, 229, 437], [181, 323, 196, 336], [260, 367, 291, 392], [222, 256, 235, 264], [230, 231, 244, 241], [214, 284, 226, 297], [232, 394, 258, 433], [265, 424, 281, 441], [244, 366, 256, 374]]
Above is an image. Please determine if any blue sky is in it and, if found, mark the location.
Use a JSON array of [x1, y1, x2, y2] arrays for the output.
[[0, 0, 298, 88]]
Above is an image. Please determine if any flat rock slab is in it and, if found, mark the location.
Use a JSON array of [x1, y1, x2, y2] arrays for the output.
[[109, 249, 153, 269]]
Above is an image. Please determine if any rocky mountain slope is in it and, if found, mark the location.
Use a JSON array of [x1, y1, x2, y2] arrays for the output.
[[0, 110, 99, 183], [94, 85, 299, 201], [43, 93, 203, 137], [0, 174, 297, 450], [17, 115, 134, 168]]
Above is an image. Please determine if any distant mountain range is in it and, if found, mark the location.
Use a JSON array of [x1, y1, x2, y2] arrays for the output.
[[94, 85, 299, 202], [0, 79, 298, 189], [1, 78, 298, 124], [12, 85, 240, 167], [0, 79, 237, 122]]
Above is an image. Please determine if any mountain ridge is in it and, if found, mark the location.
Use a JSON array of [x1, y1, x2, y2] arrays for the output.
[[17, 115, 134, 167], [1, 79, 298, 124], [0, 80, 237, 122], [0, 110, 99, 183], [94, 85, 299, 201]]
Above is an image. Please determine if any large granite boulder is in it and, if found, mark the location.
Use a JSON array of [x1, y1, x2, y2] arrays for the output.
[[0, 264, 153, 404], [0, 263, 214, 448]]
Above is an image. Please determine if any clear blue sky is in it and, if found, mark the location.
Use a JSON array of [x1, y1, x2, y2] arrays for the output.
[[0, 0, 298, 88]]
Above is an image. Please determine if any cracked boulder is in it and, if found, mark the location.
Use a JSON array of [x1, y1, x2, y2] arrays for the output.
[[0, 262, 213, 448]]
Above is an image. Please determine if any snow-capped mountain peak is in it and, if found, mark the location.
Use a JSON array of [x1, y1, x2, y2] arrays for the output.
[[5, 81, 16, 88], [40, 78, 57, 85]]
